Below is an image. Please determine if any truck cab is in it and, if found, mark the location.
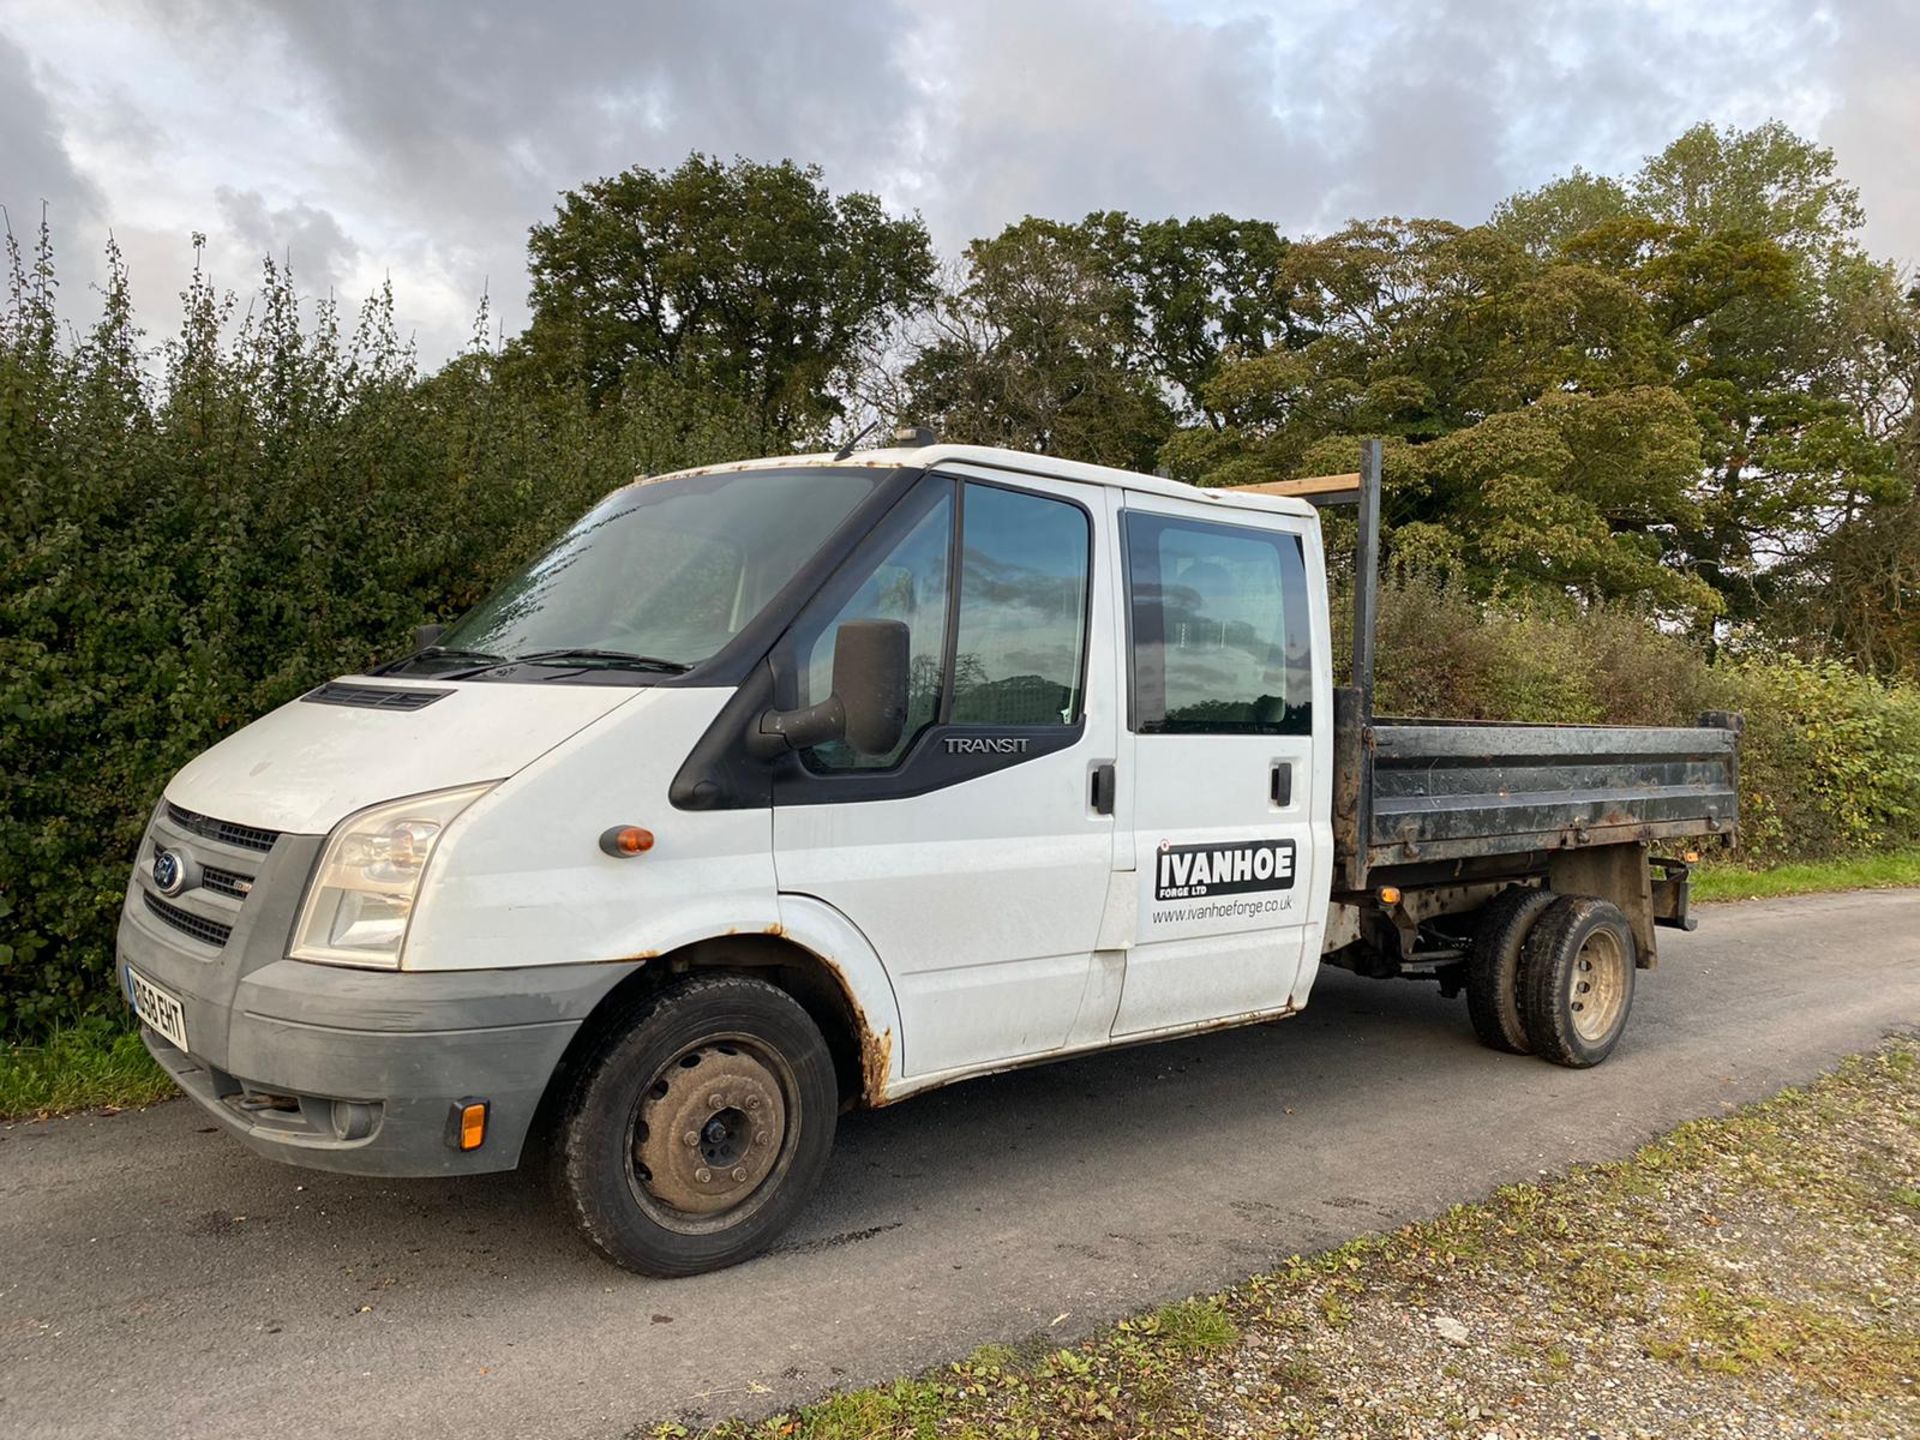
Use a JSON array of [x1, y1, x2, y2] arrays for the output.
[[118, 440, 1733, 1275]]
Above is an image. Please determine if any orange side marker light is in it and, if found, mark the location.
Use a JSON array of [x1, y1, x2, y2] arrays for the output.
[[599, 825, 655, 857], [447, 1098, 489, 1152]]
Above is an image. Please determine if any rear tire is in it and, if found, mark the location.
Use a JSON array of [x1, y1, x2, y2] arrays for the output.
[[1517, 896, 1636, 1068], [558, 973, 838, 1276], [1465, 886, 1556, 1054]]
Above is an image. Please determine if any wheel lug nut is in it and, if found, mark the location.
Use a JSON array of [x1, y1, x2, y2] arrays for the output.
[[730, 1167, 747, 1183], [695, 1167, 712, 1184], [683, 1130, 699, 1147], [708, 1093, 724, 1109], [745, 1096, 760, 1111], [755, 1130, 770, 1147]]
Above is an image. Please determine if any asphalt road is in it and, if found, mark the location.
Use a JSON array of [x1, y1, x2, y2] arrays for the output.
[[4, 890, 1918, 1440]]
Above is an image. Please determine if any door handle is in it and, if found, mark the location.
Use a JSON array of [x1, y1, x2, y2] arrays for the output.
[[1091, 762, 1116, 816], [1270, 761, 1292, 807]]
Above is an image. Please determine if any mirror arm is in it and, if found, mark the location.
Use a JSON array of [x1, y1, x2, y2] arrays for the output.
[[748, 696, 846, 760]]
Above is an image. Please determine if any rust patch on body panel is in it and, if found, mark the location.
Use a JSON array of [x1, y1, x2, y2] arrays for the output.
[[806, 947, 894, 1109], [861, 1027, 894, 1107]]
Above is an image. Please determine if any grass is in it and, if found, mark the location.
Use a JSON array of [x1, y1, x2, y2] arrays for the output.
[[0, 1019, 173, 1120], [1691, 846, 1920, 902], [652, 1039, 1920, 1439]]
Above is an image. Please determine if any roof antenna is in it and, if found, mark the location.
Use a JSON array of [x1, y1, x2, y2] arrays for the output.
[[833, 418, 881, 462]]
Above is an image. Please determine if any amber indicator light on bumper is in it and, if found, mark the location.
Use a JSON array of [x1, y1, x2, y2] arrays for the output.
[[598, 825, 655, 857], [446, 1098, 489, 1152]]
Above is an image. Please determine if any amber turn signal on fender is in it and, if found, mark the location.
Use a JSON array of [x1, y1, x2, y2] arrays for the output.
[[446, 1098, 489, 1152], [598, 825, 655, 857]]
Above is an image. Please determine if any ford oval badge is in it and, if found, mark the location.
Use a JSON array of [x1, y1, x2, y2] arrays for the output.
[[152, 848, 186, 896]]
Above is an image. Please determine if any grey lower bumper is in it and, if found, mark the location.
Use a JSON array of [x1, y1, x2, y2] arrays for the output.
[[125, 920, 637, 1176], [141, 1002, 577, 1178]]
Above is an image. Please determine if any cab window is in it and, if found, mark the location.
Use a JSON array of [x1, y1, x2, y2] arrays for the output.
[[798, 486, 953, 771], [949, 484, 1090, 727], [795, 479, 1093, 772]]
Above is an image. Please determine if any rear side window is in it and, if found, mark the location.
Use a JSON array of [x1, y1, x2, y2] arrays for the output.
[[1124, 512, 1312, 735]]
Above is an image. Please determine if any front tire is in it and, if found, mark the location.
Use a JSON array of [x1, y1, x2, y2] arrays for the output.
[[1516, 896, 1637, 1068], [558, 973, 838, 1276]]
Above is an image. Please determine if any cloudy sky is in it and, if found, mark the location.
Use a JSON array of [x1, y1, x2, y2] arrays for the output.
[[3, 0, 1914, 366]]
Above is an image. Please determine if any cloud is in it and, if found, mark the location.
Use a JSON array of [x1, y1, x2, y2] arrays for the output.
[[215, 187, 360, 295], [0, 30, 101, 233], [3, 0, 1914, 365], [1823, 0, 1920, 271], [209, 0, 921, 230]]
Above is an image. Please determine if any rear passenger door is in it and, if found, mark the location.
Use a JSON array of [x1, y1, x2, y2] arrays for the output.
[[1109, 495, 1324, 1037], [771, 472, 1121, 1080]]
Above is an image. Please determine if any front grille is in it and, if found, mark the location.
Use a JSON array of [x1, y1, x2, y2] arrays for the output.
[[200, 865, 254, 901], [143, 891, 234, 949], [302, 681, 450, 711], [165, 802, 279, 854]]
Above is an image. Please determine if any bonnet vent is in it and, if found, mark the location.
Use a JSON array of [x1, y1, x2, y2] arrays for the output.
[[301, 681, 452, 712]]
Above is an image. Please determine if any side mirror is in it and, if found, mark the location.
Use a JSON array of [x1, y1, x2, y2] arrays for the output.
[[833, 618, 911, 755], [754, 619, 910, 758], [413, 622, 448, 652]]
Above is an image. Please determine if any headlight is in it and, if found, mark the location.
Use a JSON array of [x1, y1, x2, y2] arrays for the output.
[[290, 783, 496, 969]]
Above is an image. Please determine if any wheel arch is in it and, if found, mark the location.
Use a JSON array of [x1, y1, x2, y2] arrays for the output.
[[528, 920, 900, 1159]]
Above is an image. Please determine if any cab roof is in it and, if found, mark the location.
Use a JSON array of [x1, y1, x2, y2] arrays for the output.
[[643, 443, 1317, 520]]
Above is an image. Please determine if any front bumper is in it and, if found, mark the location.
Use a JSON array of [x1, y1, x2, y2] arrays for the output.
[[118, 807, 639, 1177], [136, 987, 579, 1178], [124, 933, 636, 1176]]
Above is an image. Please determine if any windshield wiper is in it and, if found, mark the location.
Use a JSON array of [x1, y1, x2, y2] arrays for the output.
[[374, 644, 506, 678], [495, 647, 693, 675]]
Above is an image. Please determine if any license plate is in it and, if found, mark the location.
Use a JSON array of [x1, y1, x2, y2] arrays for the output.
[[127, 966, 189, 1052]]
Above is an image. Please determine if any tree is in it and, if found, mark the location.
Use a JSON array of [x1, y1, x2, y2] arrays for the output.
[[515, 155, 936, 438], [1547, 126, 1908, 624], [1177, 122, 1914, 636], [1081, 211, 1297, 427], [904, 219, 1174, 471], [1165, 218, 1710, 614]]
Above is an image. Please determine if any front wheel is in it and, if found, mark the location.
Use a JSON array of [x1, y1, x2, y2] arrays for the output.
[[1516, 895, 1637, 1068], [558, 973, 838, 1276]]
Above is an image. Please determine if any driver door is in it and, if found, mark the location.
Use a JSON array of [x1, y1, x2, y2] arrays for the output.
[[770, 471, 1121, 1080]]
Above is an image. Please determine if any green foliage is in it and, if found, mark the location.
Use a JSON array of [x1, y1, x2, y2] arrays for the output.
[[517, 153, 936, 432], [905, 217, 1177, 471], [1182, 123, 1918, 638], [1713, 656, 1920, 859], [0, 225, 764, 1034], [1141, 1298, 1239, 1354]]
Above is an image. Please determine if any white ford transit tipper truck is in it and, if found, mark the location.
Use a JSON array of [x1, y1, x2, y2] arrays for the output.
[[119, 438, 1738, 1275]]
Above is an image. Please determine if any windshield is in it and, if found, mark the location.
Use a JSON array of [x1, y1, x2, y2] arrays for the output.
[[423, 467, 882, 677]]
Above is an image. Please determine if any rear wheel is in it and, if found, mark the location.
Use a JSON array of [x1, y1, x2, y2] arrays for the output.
[[558, 973, 838, 1276], [1465, 886, 1556, 1054], [1517, 896, 1636, 1068]]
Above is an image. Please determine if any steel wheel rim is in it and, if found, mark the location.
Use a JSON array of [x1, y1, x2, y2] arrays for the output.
[[625, 1033, 797, 1235], [1568, 928, 1628, 1043]]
